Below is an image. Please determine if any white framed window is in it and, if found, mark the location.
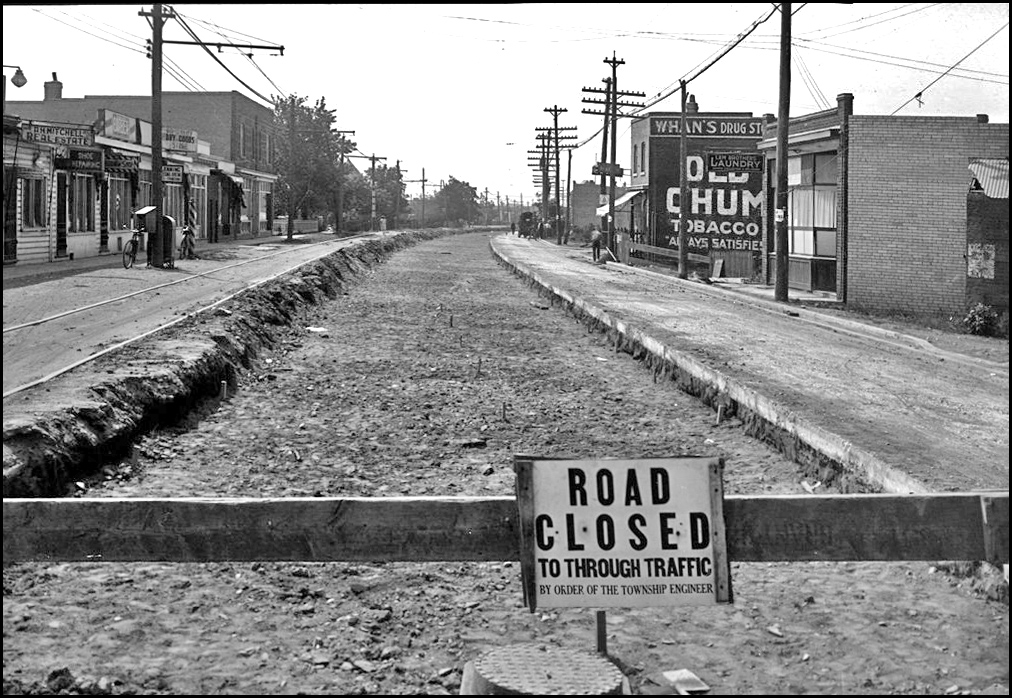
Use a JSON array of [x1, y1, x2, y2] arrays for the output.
[[20, 177, 47, 229], [69, 173, 95, 232]]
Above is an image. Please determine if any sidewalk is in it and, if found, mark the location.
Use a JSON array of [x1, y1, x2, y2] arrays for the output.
[[493, 234, 1008, 494], [2, 230, 336, 288]]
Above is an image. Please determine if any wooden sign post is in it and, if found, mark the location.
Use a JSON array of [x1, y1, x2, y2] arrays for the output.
[[514, 456, 731, 653]]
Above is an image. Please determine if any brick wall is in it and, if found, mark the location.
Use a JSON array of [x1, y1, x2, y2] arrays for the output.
[[846, 116, 1008, 318]]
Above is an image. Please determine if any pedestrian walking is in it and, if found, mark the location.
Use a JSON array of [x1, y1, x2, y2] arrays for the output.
[[590, 227, 603, 262], [510, 221, 516, 236]]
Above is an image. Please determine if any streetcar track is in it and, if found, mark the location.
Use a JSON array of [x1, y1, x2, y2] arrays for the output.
[[2, 233, 378, 400], [3, 234, 373, 335]]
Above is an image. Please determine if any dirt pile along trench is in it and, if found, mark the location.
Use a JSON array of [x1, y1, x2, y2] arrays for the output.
[[3, 230, 1007, 695], [3, 229, 454, 498]]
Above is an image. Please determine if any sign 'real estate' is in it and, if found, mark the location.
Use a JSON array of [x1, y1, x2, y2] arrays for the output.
[[21, 122, 94, 147], [514, 457, 731, 611]]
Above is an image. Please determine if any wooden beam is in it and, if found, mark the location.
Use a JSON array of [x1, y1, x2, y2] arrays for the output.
[[3, 493, 1007, 565], [630, 242, 710, 264]]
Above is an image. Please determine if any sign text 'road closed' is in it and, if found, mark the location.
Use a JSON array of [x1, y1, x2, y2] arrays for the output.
[[515, 457, 731, 610]]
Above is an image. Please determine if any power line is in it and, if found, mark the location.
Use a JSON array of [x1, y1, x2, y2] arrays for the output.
[[172, 13, 274, 105], [795, 37, 1009, 85], [32, 7, 145, 55], [891, 20, 1010, 114], [175, 9, 285, 96], [642, 4, 781, 112], [803, 2, 944, 41]]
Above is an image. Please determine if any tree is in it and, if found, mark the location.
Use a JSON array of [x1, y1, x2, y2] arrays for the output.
[[273, 94, 347, 239], [433, 177, 479, 226], [371, 164, 409, 229]]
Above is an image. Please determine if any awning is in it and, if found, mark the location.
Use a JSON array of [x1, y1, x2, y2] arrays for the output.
[[596, 190, 644, 217], [969, 159, 1009, 199]]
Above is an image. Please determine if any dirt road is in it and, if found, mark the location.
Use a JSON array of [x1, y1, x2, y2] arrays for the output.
[[3, 231, 1007, 695]]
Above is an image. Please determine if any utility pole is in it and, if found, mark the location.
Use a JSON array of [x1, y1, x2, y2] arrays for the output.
[[393, 160, 403, 230], [586, 77, 611, 238], [542, 106, 576, 244], [565, 146, 574, 241], [583, 63, 644, 258], [678, 81, 689, 278], [404, 167, 428, 228], [142, 3, 171, 267], [346, 153, 386, 230], [333, 130, 355, 236], [774, 1, 792, 302], [141, 5, 282, 264], [287, 96, 297, 240]]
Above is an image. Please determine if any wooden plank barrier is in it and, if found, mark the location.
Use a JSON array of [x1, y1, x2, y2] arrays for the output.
[[630, 241, 711, 265], [3, 492, 1008, 565]]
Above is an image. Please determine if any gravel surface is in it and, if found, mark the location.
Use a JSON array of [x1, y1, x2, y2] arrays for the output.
[[3, 231, 1008, 695]]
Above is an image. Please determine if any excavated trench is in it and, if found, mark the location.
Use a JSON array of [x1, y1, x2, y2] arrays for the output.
[[2, 228, 905, 499], [3, 230, 454, 497]]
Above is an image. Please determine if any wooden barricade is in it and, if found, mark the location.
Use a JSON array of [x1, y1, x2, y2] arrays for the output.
[[4, 492, 1007, 565]]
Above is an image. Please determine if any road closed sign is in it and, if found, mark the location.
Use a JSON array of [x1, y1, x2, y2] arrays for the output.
[[514, 457, 730, 611]]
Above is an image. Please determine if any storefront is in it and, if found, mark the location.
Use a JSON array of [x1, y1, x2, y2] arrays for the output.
[[630, 100, 766, 278], [758, 124, 841, 293], [3, 115, 57, 264]]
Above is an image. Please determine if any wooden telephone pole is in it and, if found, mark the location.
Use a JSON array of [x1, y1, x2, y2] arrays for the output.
[[583, 55, 644, 257], [140, 4, 282, 264], [404, 168, 428, 228]]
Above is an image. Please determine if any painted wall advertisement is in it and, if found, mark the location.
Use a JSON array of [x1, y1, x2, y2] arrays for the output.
[[649, 115, 764, 256], [515, 457, 731, 611]]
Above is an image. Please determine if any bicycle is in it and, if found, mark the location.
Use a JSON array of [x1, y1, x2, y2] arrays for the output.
[[122, 229, 143, 269]]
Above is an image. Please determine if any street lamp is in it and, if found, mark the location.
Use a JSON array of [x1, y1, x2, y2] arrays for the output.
[[3, 65, 28, 115]]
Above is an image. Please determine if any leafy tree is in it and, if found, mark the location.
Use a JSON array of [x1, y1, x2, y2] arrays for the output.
[[273, 94, 351, 239], [433, 177, 479, 226]]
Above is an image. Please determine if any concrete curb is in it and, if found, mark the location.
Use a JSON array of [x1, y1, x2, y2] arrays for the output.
[[490, 237, 932, 496]]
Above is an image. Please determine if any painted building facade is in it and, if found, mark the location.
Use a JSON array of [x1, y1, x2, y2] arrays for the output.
[[629, 96, 766, 278]]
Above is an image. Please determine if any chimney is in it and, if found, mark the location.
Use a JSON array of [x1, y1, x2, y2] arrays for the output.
[[977, 114, 989, 124], [685, 94, 699, 114], [837, 93, 854, 118], [43, 72, 63, 101]]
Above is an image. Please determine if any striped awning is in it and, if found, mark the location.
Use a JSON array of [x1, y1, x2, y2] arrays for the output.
[[596, 190, 644, 217], [969, 159, 1009, 199]]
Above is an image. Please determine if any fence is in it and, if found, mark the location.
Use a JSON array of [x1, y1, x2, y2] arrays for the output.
[[4, 492, 1007, 566]]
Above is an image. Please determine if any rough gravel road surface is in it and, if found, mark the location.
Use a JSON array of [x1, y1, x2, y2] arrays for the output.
[[3, 231, 1008, 696]]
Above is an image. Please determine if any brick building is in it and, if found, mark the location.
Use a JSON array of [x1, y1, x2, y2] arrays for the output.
[[6, 74, 277, 264], [571, 180, 626, 233], [758, 93, 1008, 319], [628, 97, 765, 278]]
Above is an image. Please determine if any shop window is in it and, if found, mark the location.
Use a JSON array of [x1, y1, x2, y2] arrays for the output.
[[788, 168, 837, 259], [108, 176, 131, 231], [20, 177, 47, 228], [164, 183, 184, 225], [68, 174, 95, 232]]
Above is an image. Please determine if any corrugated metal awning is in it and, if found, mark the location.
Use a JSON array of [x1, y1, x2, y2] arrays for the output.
[[596, 190, 644, 217], [969, 159, 1009, 199]]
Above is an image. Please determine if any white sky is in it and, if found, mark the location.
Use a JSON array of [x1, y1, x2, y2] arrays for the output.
[[3, 3, 1009, 202]]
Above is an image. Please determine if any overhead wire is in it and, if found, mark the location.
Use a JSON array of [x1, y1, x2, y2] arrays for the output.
[[30, 7, 206, 92], [794, 38, 1008, 85], [175, 9, 286, 97], [890, 20, 1010, 114], [171, 11, 274, 105]]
